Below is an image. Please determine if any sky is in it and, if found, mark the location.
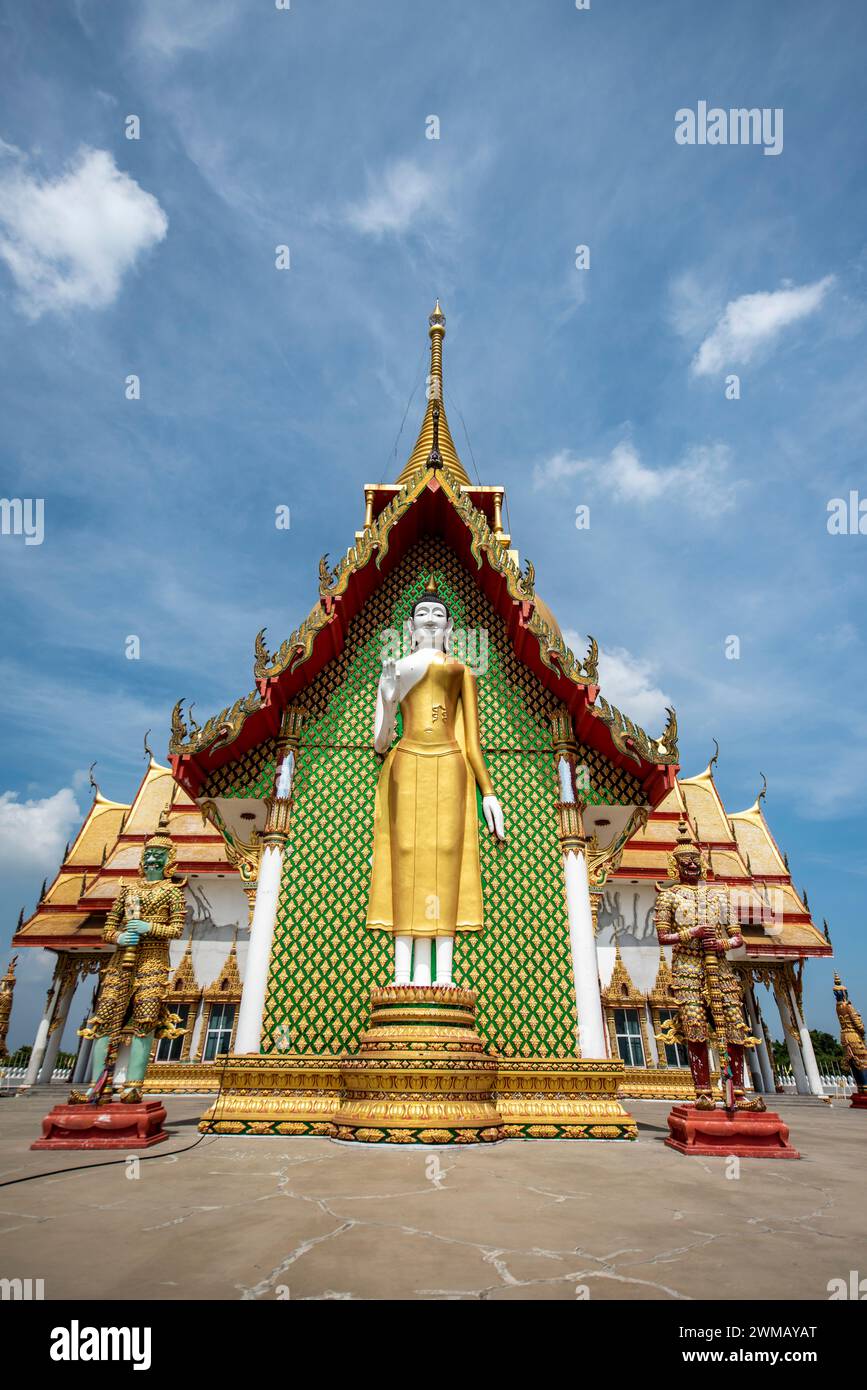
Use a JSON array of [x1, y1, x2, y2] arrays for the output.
[[1, 0, 866, 1047]]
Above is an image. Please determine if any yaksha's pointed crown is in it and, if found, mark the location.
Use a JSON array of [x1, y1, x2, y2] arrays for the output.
[[144, 805, 174, 853], [672, 819, 700, 859]]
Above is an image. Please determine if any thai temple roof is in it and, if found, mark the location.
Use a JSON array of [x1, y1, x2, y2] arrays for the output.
[[11, 305, 831, 967], [166, 302, 679, 806]]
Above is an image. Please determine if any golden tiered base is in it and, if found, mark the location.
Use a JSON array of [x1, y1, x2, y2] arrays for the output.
[[333, 985, 502, 1144], [199, 986, 636, 1143]]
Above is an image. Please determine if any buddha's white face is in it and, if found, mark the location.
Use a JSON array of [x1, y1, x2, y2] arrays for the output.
[[409, 600, 450, 651]]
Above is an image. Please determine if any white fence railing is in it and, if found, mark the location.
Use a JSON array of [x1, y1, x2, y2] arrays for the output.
[[0, 1066, 72, 1089], [776, 1069, 854, 1098]]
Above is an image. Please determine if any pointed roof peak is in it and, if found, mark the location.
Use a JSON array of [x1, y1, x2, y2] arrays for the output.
[[395, 301, 471, 487]]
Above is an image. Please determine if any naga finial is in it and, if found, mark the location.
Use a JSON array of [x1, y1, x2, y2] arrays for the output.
[[143, 728, 154, 761], [658, 706, 679, 760], [583, 635, 599, 683], [758, 771, 768, 806], [709, 738, 720, 774], [88, 762, 98, 793], [170, 699, 188, 749]]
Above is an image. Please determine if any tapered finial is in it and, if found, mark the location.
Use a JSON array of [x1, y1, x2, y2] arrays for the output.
[[395, 301, 470, 486]]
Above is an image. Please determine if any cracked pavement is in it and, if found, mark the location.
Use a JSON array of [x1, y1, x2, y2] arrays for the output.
[[0, 1094, 863, 1300]]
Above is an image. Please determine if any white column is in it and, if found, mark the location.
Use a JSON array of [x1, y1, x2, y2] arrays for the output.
[[773, 977, 809, 1095], [745, 984, 774, 1093], [22, 956, 65, 1087], [37, 975, 75, 1083], [563, 847, 607, 1058], [235, 838, 286, 1054], [788, 980, 825, 1098]]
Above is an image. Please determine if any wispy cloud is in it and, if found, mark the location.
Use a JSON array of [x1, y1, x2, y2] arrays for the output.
[[133, 0, 241, 60], [690, 277, 835, 377], [533, 439, 738, 517], [0, 146, 168, 318], [345, 159, 445, 238]]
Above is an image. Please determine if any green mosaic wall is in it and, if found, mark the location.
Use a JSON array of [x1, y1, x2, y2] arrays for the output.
[[216, 538, 640, 1059]]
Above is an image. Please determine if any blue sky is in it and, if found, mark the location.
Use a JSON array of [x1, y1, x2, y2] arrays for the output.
[[1, 0, 866, 1045]]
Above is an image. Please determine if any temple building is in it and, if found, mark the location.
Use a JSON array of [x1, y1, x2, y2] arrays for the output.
[[11, 304, 831, 1115]]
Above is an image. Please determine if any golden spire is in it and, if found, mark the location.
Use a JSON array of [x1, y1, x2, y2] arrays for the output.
[[395, 301, 471, 487]]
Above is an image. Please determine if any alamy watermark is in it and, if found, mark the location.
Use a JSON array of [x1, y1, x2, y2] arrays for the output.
[[0, 497, 44, 545], [675, 102, 783, 157]]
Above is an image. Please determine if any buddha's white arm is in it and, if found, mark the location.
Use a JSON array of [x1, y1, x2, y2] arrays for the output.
[[373, 673, 398, 754]]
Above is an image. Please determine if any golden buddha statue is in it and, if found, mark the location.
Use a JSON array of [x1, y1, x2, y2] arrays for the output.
[[366, 579, 505, 986]]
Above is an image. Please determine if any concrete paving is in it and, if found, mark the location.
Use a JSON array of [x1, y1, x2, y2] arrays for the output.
[[0, 1092, 863, 1301]]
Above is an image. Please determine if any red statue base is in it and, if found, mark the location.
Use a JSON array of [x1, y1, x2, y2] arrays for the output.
[[850, 1091, 867, 1109], [665, 1104, 800, 1158], [32, 1101, 169, 1150]]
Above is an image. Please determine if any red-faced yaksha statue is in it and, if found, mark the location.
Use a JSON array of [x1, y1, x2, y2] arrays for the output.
[[655, 821, 763, 1112]]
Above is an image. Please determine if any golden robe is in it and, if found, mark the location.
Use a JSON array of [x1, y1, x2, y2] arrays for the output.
[[367, 654, 493, 938]]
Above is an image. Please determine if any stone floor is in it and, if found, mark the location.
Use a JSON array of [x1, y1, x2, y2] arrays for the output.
[[0, 1092, 863, 1301]]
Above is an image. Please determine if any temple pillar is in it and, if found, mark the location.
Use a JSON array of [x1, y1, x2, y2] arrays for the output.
[[562, 844, 607, 1056], [37, 971, 76, 1083], [773, 974, 809, 1095], [234, 708, 303, 1054], [551, 714, 606, 1059], [787, 973, 825, 1099], [22, 954, 66, 1087], [745, 982, 774, 1094]]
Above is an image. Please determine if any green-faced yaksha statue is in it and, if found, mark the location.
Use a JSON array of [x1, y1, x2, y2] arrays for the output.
[[72, 807, 186, 1103]]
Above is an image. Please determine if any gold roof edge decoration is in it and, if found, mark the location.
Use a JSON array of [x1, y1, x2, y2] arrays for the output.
[[396, 300, 471, 487], [169, 457, 678, 765]]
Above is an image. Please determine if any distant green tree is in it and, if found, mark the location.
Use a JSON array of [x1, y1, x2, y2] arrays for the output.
[[772, 1032, 846, 1076]]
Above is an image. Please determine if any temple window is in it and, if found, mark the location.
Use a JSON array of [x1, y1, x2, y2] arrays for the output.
[[202, 1001, 236, 1061], [613, 1008, 645, 1067]]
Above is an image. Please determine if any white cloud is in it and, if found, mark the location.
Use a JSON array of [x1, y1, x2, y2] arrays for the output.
[[0, 146, 168, 319], [0, 788, 81, 873], [691, 277, 834, 377], [564, 633, 672, 730], [533, 439, 737, 517], [345, 160, 443, 238]]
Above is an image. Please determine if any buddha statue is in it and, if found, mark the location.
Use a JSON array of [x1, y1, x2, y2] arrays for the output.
[[366, 579, 505, 986]]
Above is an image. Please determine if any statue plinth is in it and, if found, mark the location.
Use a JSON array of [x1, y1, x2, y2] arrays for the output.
[[332, 985, 503, 1144], [665, 1104, 800, 1159], [31, 1100, 169, 1150], [196, 989, 638, 1143], [850, 1091, 867, 1109]]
